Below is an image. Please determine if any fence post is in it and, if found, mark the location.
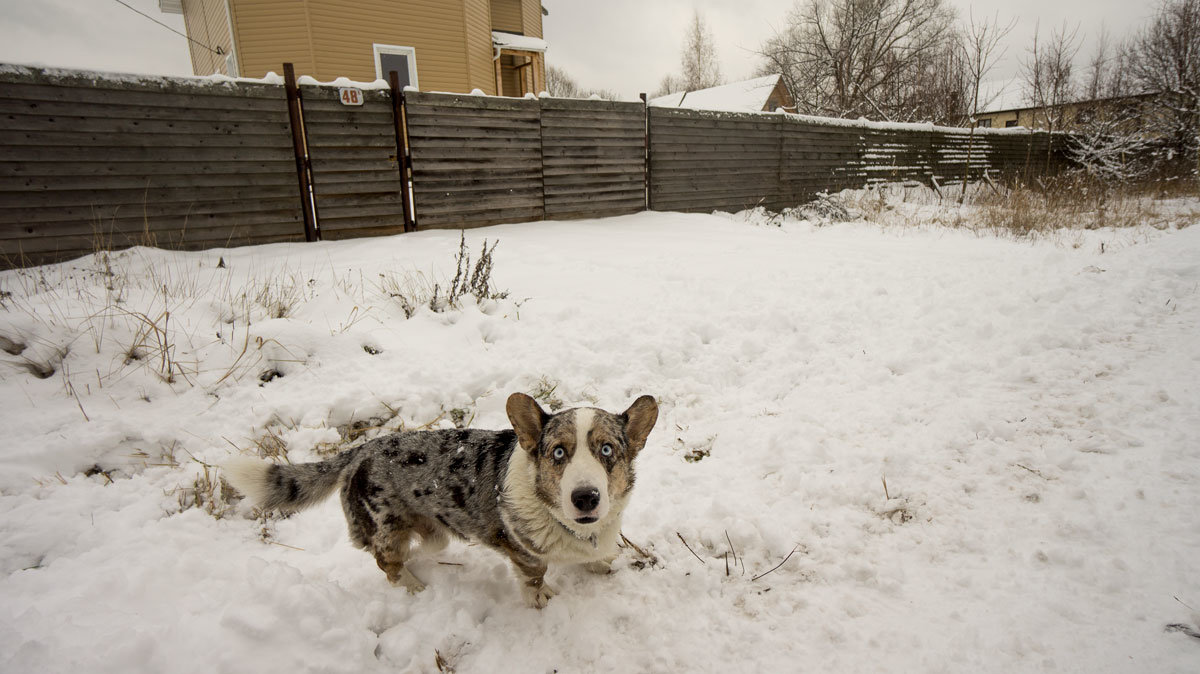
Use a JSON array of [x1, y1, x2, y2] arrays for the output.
[[537, 95, 546, 220], [640, 93, 651, 211], [388, 71, 416, 232], [775, 114, 785, 209], [283, 63, 319, 242]]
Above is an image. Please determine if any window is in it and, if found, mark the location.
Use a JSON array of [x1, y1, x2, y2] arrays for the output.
[[1005, 120, 1017, 128], [976, 118, 992, 128], [373, 44, 418, 88]]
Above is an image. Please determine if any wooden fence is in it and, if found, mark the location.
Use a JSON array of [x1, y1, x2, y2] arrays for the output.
[[0, 67, 304, 265], [404, 92, 646, 228], [0, 64, 1069, 268], [299, 83, 408, 241], [650, 108, 1065, 212]]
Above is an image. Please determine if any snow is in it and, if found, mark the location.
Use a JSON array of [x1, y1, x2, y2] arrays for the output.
[[650, 74, 783, 113], [650, 97, 1039, 136], [296, 74, 392, 90], [1, 204, 1199, 673], [491, 32, 549, 53], [0, 62, 400, 91], [0, 62, 288, 89]]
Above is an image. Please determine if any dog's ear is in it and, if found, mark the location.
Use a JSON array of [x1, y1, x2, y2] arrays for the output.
[[507, 392, 549, 453], [621, 395, 659, 454]]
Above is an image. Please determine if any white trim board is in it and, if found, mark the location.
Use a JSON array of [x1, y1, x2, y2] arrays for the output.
[[372, 44, 418, 87]]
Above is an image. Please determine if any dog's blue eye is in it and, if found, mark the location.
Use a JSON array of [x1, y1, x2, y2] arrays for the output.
[[600, 444, 613, 457], [552, 446, 565, 460]]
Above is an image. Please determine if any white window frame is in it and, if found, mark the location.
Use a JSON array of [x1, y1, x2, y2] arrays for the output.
[[372, 44, 419, 88]]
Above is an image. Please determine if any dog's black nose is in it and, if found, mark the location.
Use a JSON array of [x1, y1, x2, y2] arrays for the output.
[[571, 487, 601, 513]]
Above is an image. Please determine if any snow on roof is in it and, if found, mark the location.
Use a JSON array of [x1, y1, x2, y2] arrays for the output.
[[650, 74, 784, 113], [976, 76, 1158, 114], [492, 32, 549, 53], [978, 77, 1028, 114], [0, 62, 399, 91]]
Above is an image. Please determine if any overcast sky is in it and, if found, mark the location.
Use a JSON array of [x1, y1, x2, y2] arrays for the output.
[[0, 0, 1163, 100]]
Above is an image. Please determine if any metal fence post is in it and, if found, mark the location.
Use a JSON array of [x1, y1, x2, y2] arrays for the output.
[[388, 71, 416, 232], [640, 93, 650, 211], [283, 63, 319, 242]]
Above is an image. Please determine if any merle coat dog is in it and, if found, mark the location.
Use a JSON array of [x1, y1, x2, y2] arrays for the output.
[[225, 393, 658, 607]]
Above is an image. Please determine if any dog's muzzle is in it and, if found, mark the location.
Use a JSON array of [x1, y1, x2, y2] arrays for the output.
[[571, 487, 601, 523]]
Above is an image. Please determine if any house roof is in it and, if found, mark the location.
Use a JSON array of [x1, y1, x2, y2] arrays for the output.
[[650, 74, 785, 113], [977, 76, 1160, 115], [491, 31, 549, 53]]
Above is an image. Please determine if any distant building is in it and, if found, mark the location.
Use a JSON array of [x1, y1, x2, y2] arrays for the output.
[[158, 0, 547, 96], [974, 77, 1159, 134], [650, 74, 796, 114]]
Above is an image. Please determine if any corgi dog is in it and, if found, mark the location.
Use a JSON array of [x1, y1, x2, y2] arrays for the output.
[[224, 393, 658, 608]]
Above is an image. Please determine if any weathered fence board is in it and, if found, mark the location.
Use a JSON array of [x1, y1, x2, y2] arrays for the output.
[[299, 84, 407, 240], [405, 91, 543, 229], [653, 107, 1068, 213], [0, 66, 303, 266], [541, 97, 645, 220], [650, 108, 786, 212]]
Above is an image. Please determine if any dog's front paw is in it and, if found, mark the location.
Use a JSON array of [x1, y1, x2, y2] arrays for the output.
[[583, 560, 613, 575], [392, 567, 426, 594], [522, 580, 557, 609]]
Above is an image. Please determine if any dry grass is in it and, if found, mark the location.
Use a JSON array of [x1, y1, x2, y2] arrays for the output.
[[174, 459, 236, 519], [840, 176, 1200, 238], [972, 176, 1200, 235], [376, 232, 508, 318], [528, 375, 564, 411]]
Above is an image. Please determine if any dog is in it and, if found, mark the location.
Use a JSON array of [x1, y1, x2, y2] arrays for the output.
[[224, 393, 658, 608]]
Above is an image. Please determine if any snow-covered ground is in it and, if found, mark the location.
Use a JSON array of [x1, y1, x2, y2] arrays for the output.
[[1, 206, 1198, 673]]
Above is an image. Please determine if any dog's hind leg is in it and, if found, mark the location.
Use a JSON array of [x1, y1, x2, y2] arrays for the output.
[[372, 528, 426, 594]]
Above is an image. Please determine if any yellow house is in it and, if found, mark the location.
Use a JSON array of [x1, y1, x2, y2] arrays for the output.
[[158, 0, 547, 96]]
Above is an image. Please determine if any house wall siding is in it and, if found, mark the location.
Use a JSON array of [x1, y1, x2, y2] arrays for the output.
[[191, 0, 541, 93], [490, 0, 522, 33], [521, 0, 542, 38], [181, 0, 235, 76], [229, 0, 475, 91], [464, 0, 496, 95], [228, 0, 316, 78]]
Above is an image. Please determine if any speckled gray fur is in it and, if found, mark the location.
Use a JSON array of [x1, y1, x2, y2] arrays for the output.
[[258, 428, 520, 561], [241, 394, 659, 607]]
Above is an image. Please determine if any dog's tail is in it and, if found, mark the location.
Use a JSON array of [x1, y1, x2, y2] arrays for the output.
[[223, 449, 359, 511]]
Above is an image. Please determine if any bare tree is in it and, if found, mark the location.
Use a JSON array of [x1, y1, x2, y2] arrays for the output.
[[546, 65, 581, 98], [1126, 0, 1200, 173], [1021, 22, 1081, 169], [1067, 28, 1150, 182], [1083, 27, 1129, 101], [681, 10, 722, 91], [544, 64, 619, 100], [756, 0, 959, 121], [896, 38, 969, 123], [651, 73, 684, 98], [960, 12, 1016, 122], [957, 11, 1015, 198], [1068, 113, 1152, 182]]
